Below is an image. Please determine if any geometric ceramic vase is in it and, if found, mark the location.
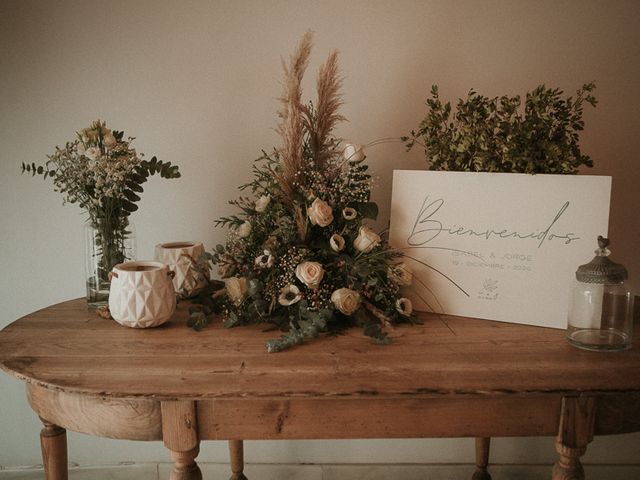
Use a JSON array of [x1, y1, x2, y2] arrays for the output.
[[108, 261, 176, 328], [154, 242, 209, 299]]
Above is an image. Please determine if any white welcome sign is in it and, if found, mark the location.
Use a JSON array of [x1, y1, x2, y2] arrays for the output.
[[389, 171, 611, 329]]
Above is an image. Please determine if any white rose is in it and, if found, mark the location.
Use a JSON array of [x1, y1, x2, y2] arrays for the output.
[[278, 284, 302, 306], [307, 198, 334, 227], [295, 261, 325, 289], [342, 207, 357, 221], [389, 263, 413, 286], [255, 194, 271, 213], [226, 277, 248, 305], [103, 132, 117, 148], [85, 146, 101, 160], [236, 221, 252, 238], [331, 288, 361, 315], [353, 225, 381, 253], [396, 297, 413, 316], [330, 233, 345, 252], [343, 143, 365, 163]]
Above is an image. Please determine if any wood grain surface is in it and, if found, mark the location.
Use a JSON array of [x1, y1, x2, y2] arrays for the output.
[[1, 298, 639, 400]]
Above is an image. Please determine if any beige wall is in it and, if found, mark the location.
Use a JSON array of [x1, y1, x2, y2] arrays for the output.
[[1, 0, 638, 468]]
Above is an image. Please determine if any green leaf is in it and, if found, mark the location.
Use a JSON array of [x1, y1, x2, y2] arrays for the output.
[[355, 202, 378, 220]]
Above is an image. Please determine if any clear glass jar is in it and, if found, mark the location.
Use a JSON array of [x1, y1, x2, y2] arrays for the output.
[[84, 218, 136, 308], [567, 237, 633, 351]]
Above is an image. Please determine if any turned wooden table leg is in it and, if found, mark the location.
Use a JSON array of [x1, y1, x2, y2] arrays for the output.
[[229, 440, 248, 480], [552, 396, 596, 480], [472, 437, 492, 480], [161, 401, 203, 480], [39, 417, 68, 480]]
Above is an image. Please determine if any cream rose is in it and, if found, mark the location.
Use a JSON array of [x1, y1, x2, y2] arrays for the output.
[[236, 221, 252, 238], [396, 298, 413, 316], [330, 233, 345, 252], [331, 288, 361, 315], [295, 261, 325, 289], [226, 277, 248, 305], [278, 284, 302, 306], [307, 198, 334, 227], [343, 143, 365, 163], [255, 195, 271, 213], [353, 225, 381, 253]]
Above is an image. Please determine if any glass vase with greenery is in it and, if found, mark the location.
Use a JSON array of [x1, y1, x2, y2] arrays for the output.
[[23, 120, 181, 307]]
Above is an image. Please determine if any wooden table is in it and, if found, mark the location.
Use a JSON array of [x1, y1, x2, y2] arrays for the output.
[[1, 299, 639, 480]]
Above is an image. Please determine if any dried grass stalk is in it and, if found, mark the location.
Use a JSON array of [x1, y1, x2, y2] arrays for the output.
[[276, 31, 314, 203], [306, 50, 345, 168]]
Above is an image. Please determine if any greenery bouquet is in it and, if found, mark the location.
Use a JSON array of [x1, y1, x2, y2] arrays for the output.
[[403, 83, 597, 174], [190, 32, 416, 352]]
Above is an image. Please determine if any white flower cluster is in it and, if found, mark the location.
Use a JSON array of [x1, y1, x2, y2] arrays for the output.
[[46, 120, 143, 213]]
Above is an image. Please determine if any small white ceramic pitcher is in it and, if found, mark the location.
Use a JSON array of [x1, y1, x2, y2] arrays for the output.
[[108, 261, 176, 328], [154, 241, 209, 299]]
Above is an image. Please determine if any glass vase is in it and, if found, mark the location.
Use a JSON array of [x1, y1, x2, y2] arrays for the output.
[[84, 218, 136, 308]]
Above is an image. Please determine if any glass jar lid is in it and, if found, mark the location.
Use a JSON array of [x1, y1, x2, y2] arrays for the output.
[[575, 236, 628, 284]]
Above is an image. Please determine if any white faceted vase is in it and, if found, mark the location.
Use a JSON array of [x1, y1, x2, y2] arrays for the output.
[[154, 242, 209, 299], [108, 261, 176, 328]]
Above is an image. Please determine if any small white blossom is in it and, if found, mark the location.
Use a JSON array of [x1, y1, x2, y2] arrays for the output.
[[236, 221, 252, 238], [330, 233, 345, 252], [342, 207, 357, 220], [389, 263, 413, 286], [396, 298, 413, 316], [255, 195, 271, 213], [343, 143, 365, 163], [278, 284, 302, 306], [254, 250, 275, 269]]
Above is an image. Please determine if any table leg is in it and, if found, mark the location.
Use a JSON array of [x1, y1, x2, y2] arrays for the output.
[[39, 417, 68, 480], [161, 401, 203, 480], [229, 440, 248, 480], [551, 397, 596, 480], [472, 437, 492, 480]]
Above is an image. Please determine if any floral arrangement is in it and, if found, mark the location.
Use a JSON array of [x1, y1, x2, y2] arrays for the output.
[[189, 32, 417, 352], [403, 83, 597, 173], [22, 120, 180, 303]]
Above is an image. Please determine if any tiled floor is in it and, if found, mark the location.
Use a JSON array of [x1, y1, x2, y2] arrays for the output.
[[1, 463, 640, 479]]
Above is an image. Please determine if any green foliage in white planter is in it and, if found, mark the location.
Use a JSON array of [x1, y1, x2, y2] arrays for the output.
[[403, 83, 597, 174]]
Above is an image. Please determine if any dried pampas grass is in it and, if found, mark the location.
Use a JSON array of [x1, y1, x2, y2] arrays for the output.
[[276, 31, 314, 204]]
